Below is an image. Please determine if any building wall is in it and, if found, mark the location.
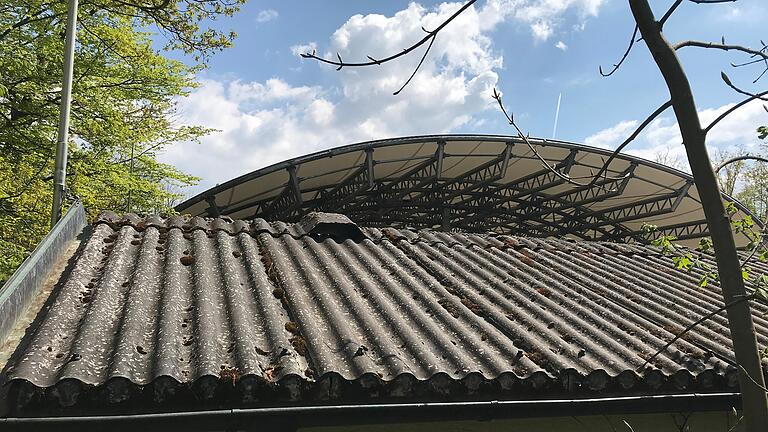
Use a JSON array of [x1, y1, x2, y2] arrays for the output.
[[301, 411, 741, 432]]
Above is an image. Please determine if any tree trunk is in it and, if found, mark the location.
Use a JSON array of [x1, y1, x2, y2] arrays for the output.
[[629, 1, 768, 430]]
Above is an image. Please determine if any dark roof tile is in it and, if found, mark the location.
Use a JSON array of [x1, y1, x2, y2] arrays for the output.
[[2, 213, 767, 415]]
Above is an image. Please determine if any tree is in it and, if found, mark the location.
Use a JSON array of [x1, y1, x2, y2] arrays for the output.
[[0, 0, 244, 282], [301, 0, 768, 429], [653, 146, 685, 170], [713, 149, 768, 221]]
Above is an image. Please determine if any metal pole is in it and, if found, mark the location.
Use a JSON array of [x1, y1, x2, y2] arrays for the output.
[[51, 0, 79, 227]]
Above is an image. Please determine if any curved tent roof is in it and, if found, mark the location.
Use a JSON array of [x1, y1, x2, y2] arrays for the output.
[[176, 135, 757, 246]]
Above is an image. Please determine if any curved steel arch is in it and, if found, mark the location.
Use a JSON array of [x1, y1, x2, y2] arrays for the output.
[[176, 134, 758, 245]]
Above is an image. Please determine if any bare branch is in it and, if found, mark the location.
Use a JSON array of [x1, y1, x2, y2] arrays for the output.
[[659, 0, 738, 28], [658, 0, 683, 28], [600, 26, 639, 77], [300, 0, 476, 93], [393, 35, 435, 96], [728, 414, 745, 432], [675, 40, 768, 62], [660, 0, 739, 28], [716, 155, 768, 173], [740, 235, 765, 268], [492, 89, 581, 185], [588, 100, 673, 185], [622, 420, 636, 432], [737, 363, 768, 393], [638, 294, 754, 371], [704, 90, 768, 134], [492, 88, 632, 188], [720, 72, 768, 101], [733, 57, 768, 68]]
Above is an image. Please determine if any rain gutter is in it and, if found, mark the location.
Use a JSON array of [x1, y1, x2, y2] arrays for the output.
[[0, 392, 740, 431]]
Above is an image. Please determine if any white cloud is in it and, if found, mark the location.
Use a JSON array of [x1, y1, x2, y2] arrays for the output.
[[290, 42, 317, 57], [163, 1, 610, 194], [584, 120, 638, 149], [583, 100, 768, 170], [555, 40, 568, 51], [530, 21, 553, 41], [165, 2, 510, 193], [479, 0, 605, 41], [256, 9, 278, 23], [723, 7, 742, 20]]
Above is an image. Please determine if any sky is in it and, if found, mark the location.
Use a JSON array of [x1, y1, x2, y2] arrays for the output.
[[158, 0, 768, 197]]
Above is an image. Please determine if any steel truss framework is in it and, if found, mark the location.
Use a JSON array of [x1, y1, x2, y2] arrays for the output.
[[177, 135, 758, 245]]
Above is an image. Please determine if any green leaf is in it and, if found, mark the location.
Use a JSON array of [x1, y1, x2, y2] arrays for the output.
[[0, 0, 238, 280], [697, 238, 713, 252]]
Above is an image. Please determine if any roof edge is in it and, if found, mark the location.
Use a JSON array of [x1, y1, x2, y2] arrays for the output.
[[0, 392, 741, 431], [0, 202, 86, 343]]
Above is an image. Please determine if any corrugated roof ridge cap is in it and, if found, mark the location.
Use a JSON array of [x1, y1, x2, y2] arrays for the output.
[[374, 227, 475, 248], [412, 229, 467, 248], [95, 212, 248, 235], [361, 227, 383, 242], [94, 211, 142, 227], [92, 213, 665, 256], [249, 218, 277, 236], [480, 234, 668, 256]]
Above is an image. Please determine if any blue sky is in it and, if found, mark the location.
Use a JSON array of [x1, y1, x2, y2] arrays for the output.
[[159, 0, 768, 195]]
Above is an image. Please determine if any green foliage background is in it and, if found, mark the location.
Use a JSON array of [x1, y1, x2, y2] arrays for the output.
[[0, 0, 243, 282], [716, 128, 768, 223]]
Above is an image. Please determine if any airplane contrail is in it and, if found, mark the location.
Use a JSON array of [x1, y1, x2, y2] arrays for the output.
[[552, 92, 562, 139]]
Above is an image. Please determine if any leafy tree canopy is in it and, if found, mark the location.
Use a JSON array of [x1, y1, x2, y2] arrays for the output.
[[0, 0, 244, 282]]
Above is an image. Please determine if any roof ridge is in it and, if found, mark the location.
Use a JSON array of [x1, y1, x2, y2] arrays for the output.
[[94, 211, 666, 256]]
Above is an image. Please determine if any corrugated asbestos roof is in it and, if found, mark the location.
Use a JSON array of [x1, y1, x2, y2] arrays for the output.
[[2, 212, 768, 416]]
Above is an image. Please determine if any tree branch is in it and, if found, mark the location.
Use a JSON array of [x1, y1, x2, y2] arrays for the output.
[[716, 156, 768, 173], [492, 88, 633, 188], [720, 72, 768, 101], [738, 363, 768, 393], [638, 294, 754, 371], [630, 0, 768, 428], [300, 0, 477, 93], [112, 0, 172, 11], [393, 34, 435, 96], [658, 0, 683, 28], [588, 100, 673, 185], [704, 90, 768, 134], [0, 8, 64, 42], [675, 40, 768, 62], [599, 26, 639, 77]]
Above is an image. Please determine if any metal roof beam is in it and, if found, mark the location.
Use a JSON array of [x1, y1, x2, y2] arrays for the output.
[[370, 148, 441, 206], [410, 141, 513, 206], [561, 182, 693, 234], [514, 164, 637, 221], [262, 165, 303, 221], [608, 218, 710, 242], [454, 149, 578, 212], [315, 150, 375, 213]]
